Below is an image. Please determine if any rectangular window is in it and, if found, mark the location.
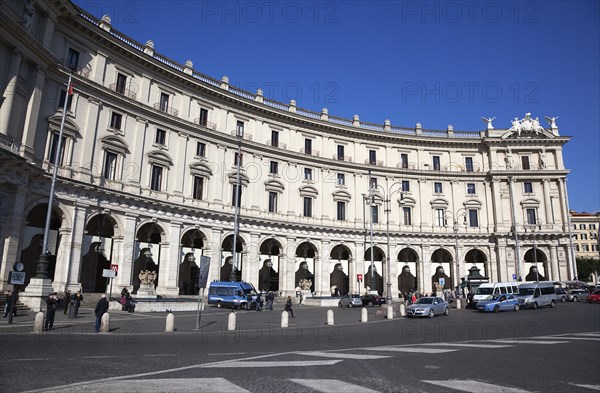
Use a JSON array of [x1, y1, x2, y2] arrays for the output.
[[593, 245, 598, 252], [234, 152, 243, 166], [369, 150, 376, 165], [521, 156, 530, 170], [337, 173, 345, 186], [582, 233, 588, 240], [110, 112, 122, 130], [575, 245, 580, 252], [400, 153, 409, 169], [236, 120, 244, 137], [269, 161, 279, 174], [337, 201, 346, 221], [198, 108, 208, 126], [403, 206, 412, 225], [303, 197, 312, 217], [467, 184, 478, 196], [48, 133, 66, 165], [196, 142, 206, 157], [468, 209, 479, 227], [231, 184, 242, 207], [103, 151, 118, 180], [465, 157, 474, 172], [401, 180, 410, 192], [304, 138, 312, 155], [304, 168, 313, 181], [526, 208, 537, 225], [370, 177, 377, 190], [268, 191, 278, 213], [159, 93, 170, 112], [337, 145, 345, 160], [155, 129, 166, 145], [150, 165, 163, 191], [583, 245, 590, 252], [371, 205, 379, 224], [433, 155, 441, 170], [435, 208, 445, 227], [116, 73, 127, 94], [590, 224, 597, 230], [434, 182, 443, 194], [192, 176, 204, 200], [271, 130, 279, 147], [579, 224, 586, 229], [58, 90, 72, 111], [524, 182, 533, 193], [67, 48, 80, 69]]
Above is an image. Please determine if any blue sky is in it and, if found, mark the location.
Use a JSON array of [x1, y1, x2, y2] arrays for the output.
[[75, 0, 599, 212]]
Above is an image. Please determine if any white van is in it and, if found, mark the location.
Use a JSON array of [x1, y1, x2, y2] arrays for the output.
[[516, 282, 556, 309], [472, 282, 519, 305]]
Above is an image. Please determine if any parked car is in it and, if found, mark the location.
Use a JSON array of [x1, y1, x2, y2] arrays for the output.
[[338, 294, 362, 308], [516, 282, 556, 309], [586, 290, 600, 303], [361, 294, 385, 307], [477, 294, 520, 312], [406, 297, 449, 318], [567, 289, 589, 302], [207, 281, 257, 310], [554, 287, 567, 303]]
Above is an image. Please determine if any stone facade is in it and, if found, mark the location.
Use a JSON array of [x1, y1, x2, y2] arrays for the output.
[[0, 0, 577, 301]]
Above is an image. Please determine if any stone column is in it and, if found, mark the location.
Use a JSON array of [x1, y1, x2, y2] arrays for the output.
[[157, 222, 181, 296], [61, 203, 87, 291], [0, 49, 22, 135], [421, 245, 432, 294], [353, 241, 365, 294], [0, 189, 27, 290], [389, 243, 399, 298], [41, 15, 56, 50], [283, 237, 296, 295], [549, 242, 559, 282], [79, 97, 103, 180], [110, 235, 124, 296], [117, 213, 137, 288], [93, 50, 108, 84], [496, 242, 508, 282], [208, 227, 222, 283], [314, 255, 322, 296], [542, 179, 552, 225], [244, 233, 261, 286], [20, 66, 46, 160], [317, 240, 328, 296]]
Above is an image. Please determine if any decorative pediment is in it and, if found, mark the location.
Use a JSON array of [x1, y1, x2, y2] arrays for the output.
[[399, 196, 416, 207], [227, 171, 249, 186], [147, 150, 173, 166], [100, 135, 130, 154], [299, 185, 318, 197], [463, 198, 482, 208], [430, 198, 449, 208], [47, 114, 81, 139], [265, 179, 285, 193], [332, 190, 351, 202], [189, 162, 213, 177], [520, 198, 541, 207]]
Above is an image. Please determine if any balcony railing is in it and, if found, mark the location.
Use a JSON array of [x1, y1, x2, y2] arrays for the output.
[[0, 133, 15, 151], [396, 162, 417, 169], [365, 159, 384, 166], [194, 118, 217, 130], [109, 83, 137, 100], [230, 130, 253, 141], [266, 140, 287, 149], [300, 148, 320, 157], [153, 103, 178, 117], [332, 154, 352, 162]]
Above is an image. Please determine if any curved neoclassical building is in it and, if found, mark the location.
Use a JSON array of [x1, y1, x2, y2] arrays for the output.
[[0, 0, 576, 302]]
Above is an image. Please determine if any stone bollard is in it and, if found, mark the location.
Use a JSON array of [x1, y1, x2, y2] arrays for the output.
[[456, 298, 462, 310], [228, 311, 236, 331], [100, 313, 110, 333], [34, 312, 44, 333], [166, 313, 175, 333], [326, 309, 334, 325], [400, 303, 406, 317], [361, 307, 368, 322], [386, 305, 394, 319], [281, 311, 289, 328]]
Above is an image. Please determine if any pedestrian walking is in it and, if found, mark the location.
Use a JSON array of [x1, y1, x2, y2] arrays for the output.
[[411, 292, 417, 304], [69, 290, 83, 318], [255, 292, 263, 311], [94, 294, 109, 333], [63, 290, 71, 315], [267, 291, 274, 310], [285, 295, 295, 318], [3, 291, 14, 317], [44, 292, 58, 331]]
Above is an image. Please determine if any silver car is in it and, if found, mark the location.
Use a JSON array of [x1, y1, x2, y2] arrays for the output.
[[406, 297, 449, 318], [567, 289, 589, 302], [338, 294, 362, 308]]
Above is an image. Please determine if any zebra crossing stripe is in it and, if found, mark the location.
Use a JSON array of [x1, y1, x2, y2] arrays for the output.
[[488, 339, 568, 345], [362, 346, 458, 354], [569, 383, 600, 391], [289, 379, 378, 393], [200, 360, 342, 368], [536, 336, 600, 341], [423, 343, 513, 349], [422, 379, 532, 393], [296, 351, 390, 360], [37, 378, 250, 393]]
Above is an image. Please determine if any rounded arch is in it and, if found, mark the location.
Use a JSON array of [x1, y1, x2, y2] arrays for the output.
[[132, 222, 164, 294], [136, 221, 165, 243], [23, 198, 71, 230], [178, 228, 207, 295], [85, 213, 118, 237], [294, 241, 318, 292], [181, 228, 206, 248], [398, 247, 419, 263], [464, 248, 488, 279], [397, 247, 419, 294], [220, 234, 246, 282], [258, 237, 283, 292], [523, 248, 548, 281], [364, 246, 385, 294], [431, 248, 453, 292], [81, 213, 118, 293], [329, 244, 351, 296]]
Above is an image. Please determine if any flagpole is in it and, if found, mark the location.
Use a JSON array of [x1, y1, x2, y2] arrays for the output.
[[35, 68, 73, 278]]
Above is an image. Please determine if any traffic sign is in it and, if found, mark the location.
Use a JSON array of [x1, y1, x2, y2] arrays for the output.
[[357, 274, 363, 282], [439, 278, 445, 286], [110, 264, 119, 275], [102, 269, 116, 278]]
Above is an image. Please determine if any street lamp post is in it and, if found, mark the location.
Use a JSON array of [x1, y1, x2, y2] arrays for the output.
[[445, 209, 467, 298], [230, 126, 243, 282]]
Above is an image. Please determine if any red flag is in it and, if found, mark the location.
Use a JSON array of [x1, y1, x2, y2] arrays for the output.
[[67, 82, 74, 95]]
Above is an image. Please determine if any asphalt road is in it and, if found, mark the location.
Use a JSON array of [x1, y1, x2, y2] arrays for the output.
[[1, 301, 599, 392]]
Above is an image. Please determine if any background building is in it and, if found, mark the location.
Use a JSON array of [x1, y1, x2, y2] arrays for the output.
[[0, 0, 577, 306], [570, 211, 600, 258]]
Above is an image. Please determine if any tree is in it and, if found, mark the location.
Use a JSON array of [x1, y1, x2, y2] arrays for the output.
[[576, 257, 600, 282]]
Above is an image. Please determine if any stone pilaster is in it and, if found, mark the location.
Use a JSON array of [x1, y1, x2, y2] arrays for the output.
[[0, 49, 22, 135], [20, 65, 46, 160]]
